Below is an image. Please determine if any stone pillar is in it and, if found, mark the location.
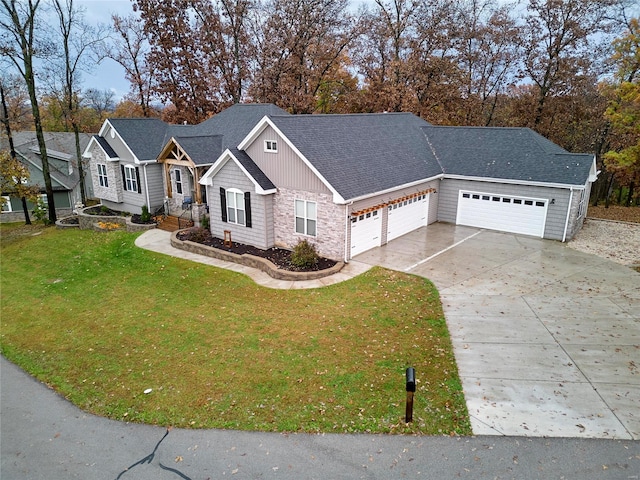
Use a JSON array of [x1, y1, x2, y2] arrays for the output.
[[192, 203, 207, 228]]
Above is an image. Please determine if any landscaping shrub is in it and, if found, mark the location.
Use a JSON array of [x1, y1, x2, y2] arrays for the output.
[[291, 239, 318, 268], [140, 205, 151, 223]]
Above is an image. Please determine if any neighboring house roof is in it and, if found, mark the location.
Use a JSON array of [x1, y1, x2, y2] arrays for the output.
[[267, 113, 442, 201], [422, 126, 593, 186], [1, 131, 91, 192]]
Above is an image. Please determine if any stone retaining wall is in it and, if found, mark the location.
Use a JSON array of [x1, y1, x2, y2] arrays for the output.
[[170, 231, 344, 281]]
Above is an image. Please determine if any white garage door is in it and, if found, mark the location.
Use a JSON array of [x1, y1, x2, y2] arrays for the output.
[[350, 209, 381, 256], [387, 194, 429, 242], [456, 190, 548, 237]]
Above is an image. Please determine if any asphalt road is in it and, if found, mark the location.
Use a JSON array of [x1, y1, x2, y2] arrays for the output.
[[2, 357, 639, 480]]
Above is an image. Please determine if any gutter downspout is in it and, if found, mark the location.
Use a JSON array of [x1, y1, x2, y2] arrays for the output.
[[562, 187, 574, 243], [344, 202, 353, 263], [143, 163, 150, 209]]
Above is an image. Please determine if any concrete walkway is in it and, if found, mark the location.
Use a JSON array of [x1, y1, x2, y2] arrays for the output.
[[354, 223, 640, 440], [134, 229, 372, 289]]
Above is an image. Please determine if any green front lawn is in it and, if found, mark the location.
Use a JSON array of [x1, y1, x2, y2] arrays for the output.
[[0, 224, 470, 435]]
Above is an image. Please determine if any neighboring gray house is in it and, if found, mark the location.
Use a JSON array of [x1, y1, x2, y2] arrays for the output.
[[1, 131, 92, 222], [85, 104, 597, 262]]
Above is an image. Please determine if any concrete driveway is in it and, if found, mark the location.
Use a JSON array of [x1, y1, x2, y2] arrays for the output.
[[354, 222, 640, 439]]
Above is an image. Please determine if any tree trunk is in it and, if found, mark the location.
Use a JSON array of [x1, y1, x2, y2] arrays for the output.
[[1, 82, 31, 224], [626, 182, 634, 207], [72, 122, 86, 204], [604, 173, 615, 208], [20, 196, 32, 224]]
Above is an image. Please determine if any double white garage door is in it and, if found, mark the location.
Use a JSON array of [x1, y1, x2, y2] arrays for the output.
[[456, 190, 548, 237], [350, 194, 429, 257]]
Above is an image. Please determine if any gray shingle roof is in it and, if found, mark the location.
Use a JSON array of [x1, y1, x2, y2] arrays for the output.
[[268, 113, 441, 200], [1, 131, 91, 191], [231, 148, 276, 191], [107, 118, 171, 160], [192, 103, 289, 149], [172, 135, 222, 166], [93, 135, 118, 158], [109, 104, 289, 162], [422, 126, 593, 185]]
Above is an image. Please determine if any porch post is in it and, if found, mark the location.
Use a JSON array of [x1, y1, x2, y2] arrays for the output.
[[164, 162, 173, 198]]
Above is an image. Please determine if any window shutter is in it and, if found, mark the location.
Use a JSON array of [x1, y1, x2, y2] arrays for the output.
[[135, 167, 141, 193], [121, 165, 126, 190], [244, 191, 252, 228], [220, 187, 227, 222]]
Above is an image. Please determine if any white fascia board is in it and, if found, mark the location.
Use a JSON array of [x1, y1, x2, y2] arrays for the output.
[[100, 119, 141, 164], [97, 119, 112, 137], [237, 115, 270, 151], [341, 174, 444, 204], [443, 174, 585, 190], [199, 149, 275, 195], [588, 156, 599, 182], [238, 116, 344, 203]]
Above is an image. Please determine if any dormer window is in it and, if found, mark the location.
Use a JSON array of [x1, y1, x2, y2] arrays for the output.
[[264, 140, 277, 153]]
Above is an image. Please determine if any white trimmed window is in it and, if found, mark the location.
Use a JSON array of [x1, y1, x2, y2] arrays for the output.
[[295, 199, 316, 236], [264, 140, 278, 153], [124, 165, 138, 192], [97, 163, 108, 187], [174, 169, 183, 194], [1, 196, 12, 212], [226, 188, 246, 226]]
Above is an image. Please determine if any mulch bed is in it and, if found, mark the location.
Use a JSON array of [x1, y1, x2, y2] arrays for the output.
[[176, 229, 337, 272]]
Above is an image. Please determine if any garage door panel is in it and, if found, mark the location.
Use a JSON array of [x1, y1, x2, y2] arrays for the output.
[[387, 195, 429, 241], [457, 191, 547, 237], [350, 209, 381, 256]]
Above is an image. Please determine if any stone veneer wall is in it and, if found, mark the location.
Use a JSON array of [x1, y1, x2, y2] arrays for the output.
[[89, 145, 123, 203], [273, 188, 345, 261]]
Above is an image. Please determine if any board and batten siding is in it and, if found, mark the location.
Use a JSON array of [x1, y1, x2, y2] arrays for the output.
[[348, 180, 439, 247], [103, 125, 135, 162], [245, 126, 332, 195], [144, 163, 165, 211], [437, 178, 573, 241], [208, 160, 272, 250]]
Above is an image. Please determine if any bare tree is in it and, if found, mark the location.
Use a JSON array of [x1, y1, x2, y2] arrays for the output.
[[108, 13, 153, 116], [521, 0, 617, 131], [48, 0, 106, 205], [84, 88, 115, 118], [453, 0, 521, 126], [251, 0, 359, 113], [0, 0, 57, 223]]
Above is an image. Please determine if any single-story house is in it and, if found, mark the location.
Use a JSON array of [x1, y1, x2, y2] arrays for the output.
[[84, 104, 597, 261], [1, 131, 92, 222]]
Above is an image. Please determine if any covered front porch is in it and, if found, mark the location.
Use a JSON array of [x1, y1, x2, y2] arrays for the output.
[[157, 136, 218, 228]]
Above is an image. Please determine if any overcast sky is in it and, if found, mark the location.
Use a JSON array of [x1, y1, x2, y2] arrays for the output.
[[78, 0, 133, 100]]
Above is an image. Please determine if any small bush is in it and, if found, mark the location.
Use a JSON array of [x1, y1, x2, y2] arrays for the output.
[[32, 199, 49, 225], [141, 205, 151, 223], [100, 205, 110, 214], [201, 215, 210, 230], [290, 239, 319, 268]]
